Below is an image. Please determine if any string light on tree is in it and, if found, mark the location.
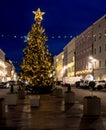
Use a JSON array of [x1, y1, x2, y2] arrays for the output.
[[19, 8, 54, 93]]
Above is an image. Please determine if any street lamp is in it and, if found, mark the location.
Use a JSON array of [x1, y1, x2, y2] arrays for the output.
[[89, 56, 96, 80]]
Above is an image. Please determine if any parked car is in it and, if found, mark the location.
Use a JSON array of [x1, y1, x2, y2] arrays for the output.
[[0, 82, 9, 88], [89, 80, 106, 90], [94, 80, 106, 90], [75, 80, 89, 89]]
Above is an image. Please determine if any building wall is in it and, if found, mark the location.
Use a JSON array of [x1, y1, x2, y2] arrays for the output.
[[53, 14, 106, 81], [0, 49, 6, 82], [0, 48, 17, 82], [5, 60, 17, 81], [75, 25, 93, 80], [93, 15, 106, 80], [53, 52, 64, 81], [63, 38, 75, 77]]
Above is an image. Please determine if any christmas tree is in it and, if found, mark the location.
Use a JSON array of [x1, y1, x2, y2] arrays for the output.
[[19, 8, 54, 93]]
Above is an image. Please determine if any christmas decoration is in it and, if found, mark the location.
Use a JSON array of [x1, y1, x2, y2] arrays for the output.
[[19, 8, 54, 94]]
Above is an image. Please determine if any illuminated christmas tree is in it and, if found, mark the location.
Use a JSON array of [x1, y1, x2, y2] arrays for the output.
[[20, 8, 54, 93]]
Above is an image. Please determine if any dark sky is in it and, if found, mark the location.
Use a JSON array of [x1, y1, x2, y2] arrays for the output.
[[0, 0, 106, 72]]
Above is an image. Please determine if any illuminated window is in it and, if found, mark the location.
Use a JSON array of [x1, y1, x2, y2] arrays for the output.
[[94, 35, 96, 41], [94, 61, 96, 68]]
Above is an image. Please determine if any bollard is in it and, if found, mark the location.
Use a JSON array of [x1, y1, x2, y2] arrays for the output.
[[0, 98, 5, 119]]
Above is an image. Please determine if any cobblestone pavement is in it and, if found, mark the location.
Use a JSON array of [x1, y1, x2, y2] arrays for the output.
[[0, 91, 106, 130]]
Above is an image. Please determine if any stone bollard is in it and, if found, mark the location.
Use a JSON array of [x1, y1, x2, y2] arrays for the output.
[[83, 96, 101, 116], [0, 98, 5, 119], [56, 87, 63, 98]]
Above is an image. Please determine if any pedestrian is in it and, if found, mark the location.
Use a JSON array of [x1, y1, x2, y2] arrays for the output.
[[10, 84, 14, 93]]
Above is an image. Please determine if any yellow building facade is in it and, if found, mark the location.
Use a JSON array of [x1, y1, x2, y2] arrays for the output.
[[63, 38, 75, 77], [54, 52, 64, 81]]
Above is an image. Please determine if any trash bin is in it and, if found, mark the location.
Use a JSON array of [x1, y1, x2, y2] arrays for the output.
[[0, 98, 5, 119]]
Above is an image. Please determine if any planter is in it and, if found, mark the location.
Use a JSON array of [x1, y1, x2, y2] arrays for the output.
[[5, 93, 18, 105], [83, 96, 101, 116], [56, 87, 63, 98], [30, 95, 40, 107], [0, 98, 5, 119], [64, 91, 75, 104]]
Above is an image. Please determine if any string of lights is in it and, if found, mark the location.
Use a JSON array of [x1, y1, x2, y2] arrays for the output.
[[0, 34, 73, 40], [0, 34, 73, 69]]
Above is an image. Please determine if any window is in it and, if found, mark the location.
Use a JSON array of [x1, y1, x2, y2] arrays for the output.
[[94, 61, 96, 68], [99, 60, 101, 68], [98, 24, 101, 27], [105, 30, 106, 35], [99, 33, 102, 39], [105, 59, 106, 67], [93, 35, 96, 41], [99, 46, 101, 53], [105, 44, 106, 51], [94, 48, 96, 55]]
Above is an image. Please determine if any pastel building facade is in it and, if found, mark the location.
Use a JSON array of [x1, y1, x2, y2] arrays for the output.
[[63, 38, 75, 77], [93, 15, 106, 80], [53, 52, 64, 81]]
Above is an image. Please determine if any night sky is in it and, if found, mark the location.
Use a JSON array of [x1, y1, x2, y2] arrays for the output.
[[0, 0, 106, 72]]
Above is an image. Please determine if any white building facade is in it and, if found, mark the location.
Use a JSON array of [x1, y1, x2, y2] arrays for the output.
[[0, 49, 6, 82], [93, 15, 106, 80], [0, 49, 17, 82]]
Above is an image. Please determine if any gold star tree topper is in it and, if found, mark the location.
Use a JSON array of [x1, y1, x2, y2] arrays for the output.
[[33, 8, 45, 21]]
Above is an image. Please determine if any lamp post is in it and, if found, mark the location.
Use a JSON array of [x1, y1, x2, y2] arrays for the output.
[[89, 56, 96, 80]]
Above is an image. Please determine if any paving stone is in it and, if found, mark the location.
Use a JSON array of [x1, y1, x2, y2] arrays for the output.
[[0, 93, 105, 130]]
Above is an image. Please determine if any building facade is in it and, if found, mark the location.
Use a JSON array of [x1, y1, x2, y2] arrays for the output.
[[75, 26, 93, 80], [0, 49, 6, 82], [53, 52, 64, 81], [93, 15, 106, 80], [63, 38, 75, 77], [5, 59, 17, 81], [53, 14, 106, 81], [0, 48, 17, 82]]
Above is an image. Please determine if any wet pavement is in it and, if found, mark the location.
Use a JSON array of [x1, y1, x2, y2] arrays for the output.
[[0, 90, 106, 130]]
